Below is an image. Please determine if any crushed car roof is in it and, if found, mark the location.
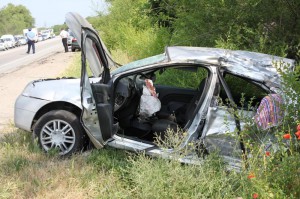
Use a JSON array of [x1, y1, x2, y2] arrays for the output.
[[113, 46, 295, 87]]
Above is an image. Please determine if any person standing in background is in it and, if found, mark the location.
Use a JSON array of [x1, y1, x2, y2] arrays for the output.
[[26, 28, 36, 54], [60, 28, 69, 52]]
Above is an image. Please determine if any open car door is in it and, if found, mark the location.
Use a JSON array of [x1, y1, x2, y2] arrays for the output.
[[65, 12, 117, 148]]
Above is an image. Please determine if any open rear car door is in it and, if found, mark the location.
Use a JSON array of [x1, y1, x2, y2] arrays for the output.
[[66, 12, 117, 148]]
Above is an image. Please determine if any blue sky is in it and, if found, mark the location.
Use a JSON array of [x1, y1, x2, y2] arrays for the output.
[[0, 0, 108, 27]]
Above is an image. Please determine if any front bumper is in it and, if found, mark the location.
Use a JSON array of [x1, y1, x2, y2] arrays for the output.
[[14, 95, 49, 131]]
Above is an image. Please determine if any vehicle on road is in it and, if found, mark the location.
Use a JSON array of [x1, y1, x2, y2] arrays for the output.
[[67, 30, 80, 51], [0, 38, 8, 51], [70, 32, 80, 52], [42, 34, 49, 41], [67, 31, 73, 46], [40, 29, 54, 40], [14, 12, 295, 169], [15, 35, 27, 46], [1, 35, 16, 48], [37, 34, 44, 42]]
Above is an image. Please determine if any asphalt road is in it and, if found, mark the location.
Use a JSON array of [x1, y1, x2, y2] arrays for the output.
[[0, 38, 75, 132], [0, 37, 63, 75]]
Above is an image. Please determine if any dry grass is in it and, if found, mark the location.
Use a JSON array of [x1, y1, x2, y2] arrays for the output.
[[0, 125, 130, 199]]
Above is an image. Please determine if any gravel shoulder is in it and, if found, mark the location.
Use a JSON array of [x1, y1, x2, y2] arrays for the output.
[[0, 52, 76, 132]]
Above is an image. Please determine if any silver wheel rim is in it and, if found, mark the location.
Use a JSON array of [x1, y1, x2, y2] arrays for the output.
[[40, 119, 76, 155]]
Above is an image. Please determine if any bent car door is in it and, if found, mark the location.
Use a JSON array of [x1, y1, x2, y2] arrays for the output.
[[66, 12, 117, 148]]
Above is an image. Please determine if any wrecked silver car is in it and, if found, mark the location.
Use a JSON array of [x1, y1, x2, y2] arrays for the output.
[[14, 12, 295, 169]]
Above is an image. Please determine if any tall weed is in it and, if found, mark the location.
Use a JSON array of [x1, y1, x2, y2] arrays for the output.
[[224, 62, 300, 198]]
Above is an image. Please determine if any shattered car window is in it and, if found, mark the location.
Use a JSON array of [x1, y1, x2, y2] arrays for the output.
[[220, 73, 268, 108]]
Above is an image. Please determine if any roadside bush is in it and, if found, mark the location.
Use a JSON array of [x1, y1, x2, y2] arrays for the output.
[[125, 127, 289, 198], [228, 63, 300, 198], [215, 24, 288, 57]]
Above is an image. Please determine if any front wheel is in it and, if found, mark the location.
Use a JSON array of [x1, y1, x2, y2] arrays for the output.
[[33, 110, 87, 156]]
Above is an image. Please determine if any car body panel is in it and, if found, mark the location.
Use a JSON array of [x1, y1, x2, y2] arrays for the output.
[[14, 95, 49, 131], [201, 106, 254, 157], [21, 78, 82, 103]]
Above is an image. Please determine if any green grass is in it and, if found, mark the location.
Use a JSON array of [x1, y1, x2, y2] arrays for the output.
[[59, 52, 82, 77], [1, 126, 299, 198], [1, 51, 299, 198]]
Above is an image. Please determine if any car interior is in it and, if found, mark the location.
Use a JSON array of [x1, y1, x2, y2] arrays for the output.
[[112, 65, 209, 142]]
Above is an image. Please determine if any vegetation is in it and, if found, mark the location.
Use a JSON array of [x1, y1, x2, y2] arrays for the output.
[[89, 0, 300, 63], [1, 0, 300, 198], [1, 120, 299, 198], [0, 3, 35, 35]]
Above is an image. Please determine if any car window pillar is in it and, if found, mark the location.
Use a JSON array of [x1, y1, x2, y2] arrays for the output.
[[217, 69, 246, 156]]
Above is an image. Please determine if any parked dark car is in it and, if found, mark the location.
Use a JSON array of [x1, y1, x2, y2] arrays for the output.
[[71, 36, 80, 52], [67, 31, 81, 52]]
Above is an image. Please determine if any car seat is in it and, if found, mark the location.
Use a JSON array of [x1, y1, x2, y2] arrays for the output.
[[152, 78, 208, 138]]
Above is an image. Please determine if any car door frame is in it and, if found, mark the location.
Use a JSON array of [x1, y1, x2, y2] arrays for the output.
[[217, 69, 245, 153], [80, 26, 116, 148]]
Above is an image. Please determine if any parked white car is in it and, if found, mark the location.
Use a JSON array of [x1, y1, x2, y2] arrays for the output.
[[15, 35, 27, 45], [0, 38, 8, 51], [40, 29, 54, 39], [1, 35, 16, 48], [38, 35, 43, 42]]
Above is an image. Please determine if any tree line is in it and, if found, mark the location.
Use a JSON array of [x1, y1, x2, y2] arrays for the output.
[[88, 0, 300, 63], [0, 3, 34, 35]]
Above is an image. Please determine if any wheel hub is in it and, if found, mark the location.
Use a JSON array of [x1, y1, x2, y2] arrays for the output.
[[51, 130, 64, 145]]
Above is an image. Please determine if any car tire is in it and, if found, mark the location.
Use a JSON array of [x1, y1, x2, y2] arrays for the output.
[[33, 110, 87, 156], [72, 48, 75, 52]]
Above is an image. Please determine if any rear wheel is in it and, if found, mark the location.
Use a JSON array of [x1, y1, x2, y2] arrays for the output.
[[33, 110, 87, 156]]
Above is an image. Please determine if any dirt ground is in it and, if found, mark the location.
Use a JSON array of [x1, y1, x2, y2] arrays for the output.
[[0, 52, 76, 132]]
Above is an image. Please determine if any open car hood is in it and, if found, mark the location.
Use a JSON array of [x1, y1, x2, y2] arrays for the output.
[[65, 12, 116, 77]]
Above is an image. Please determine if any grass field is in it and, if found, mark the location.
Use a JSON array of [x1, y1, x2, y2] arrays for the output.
[[1, 52, 299, 199]]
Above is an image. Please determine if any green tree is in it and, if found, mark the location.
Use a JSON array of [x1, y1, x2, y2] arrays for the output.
[[91, 0, 300, 62], [146, 0, 176, 28], [0, 3, 35, 35], [89, 0, 171, 61]]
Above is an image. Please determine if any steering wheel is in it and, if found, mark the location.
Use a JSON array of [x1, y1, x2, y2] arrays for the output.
[[114, 77, 135, 111], [133, 73, 150, 94]]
